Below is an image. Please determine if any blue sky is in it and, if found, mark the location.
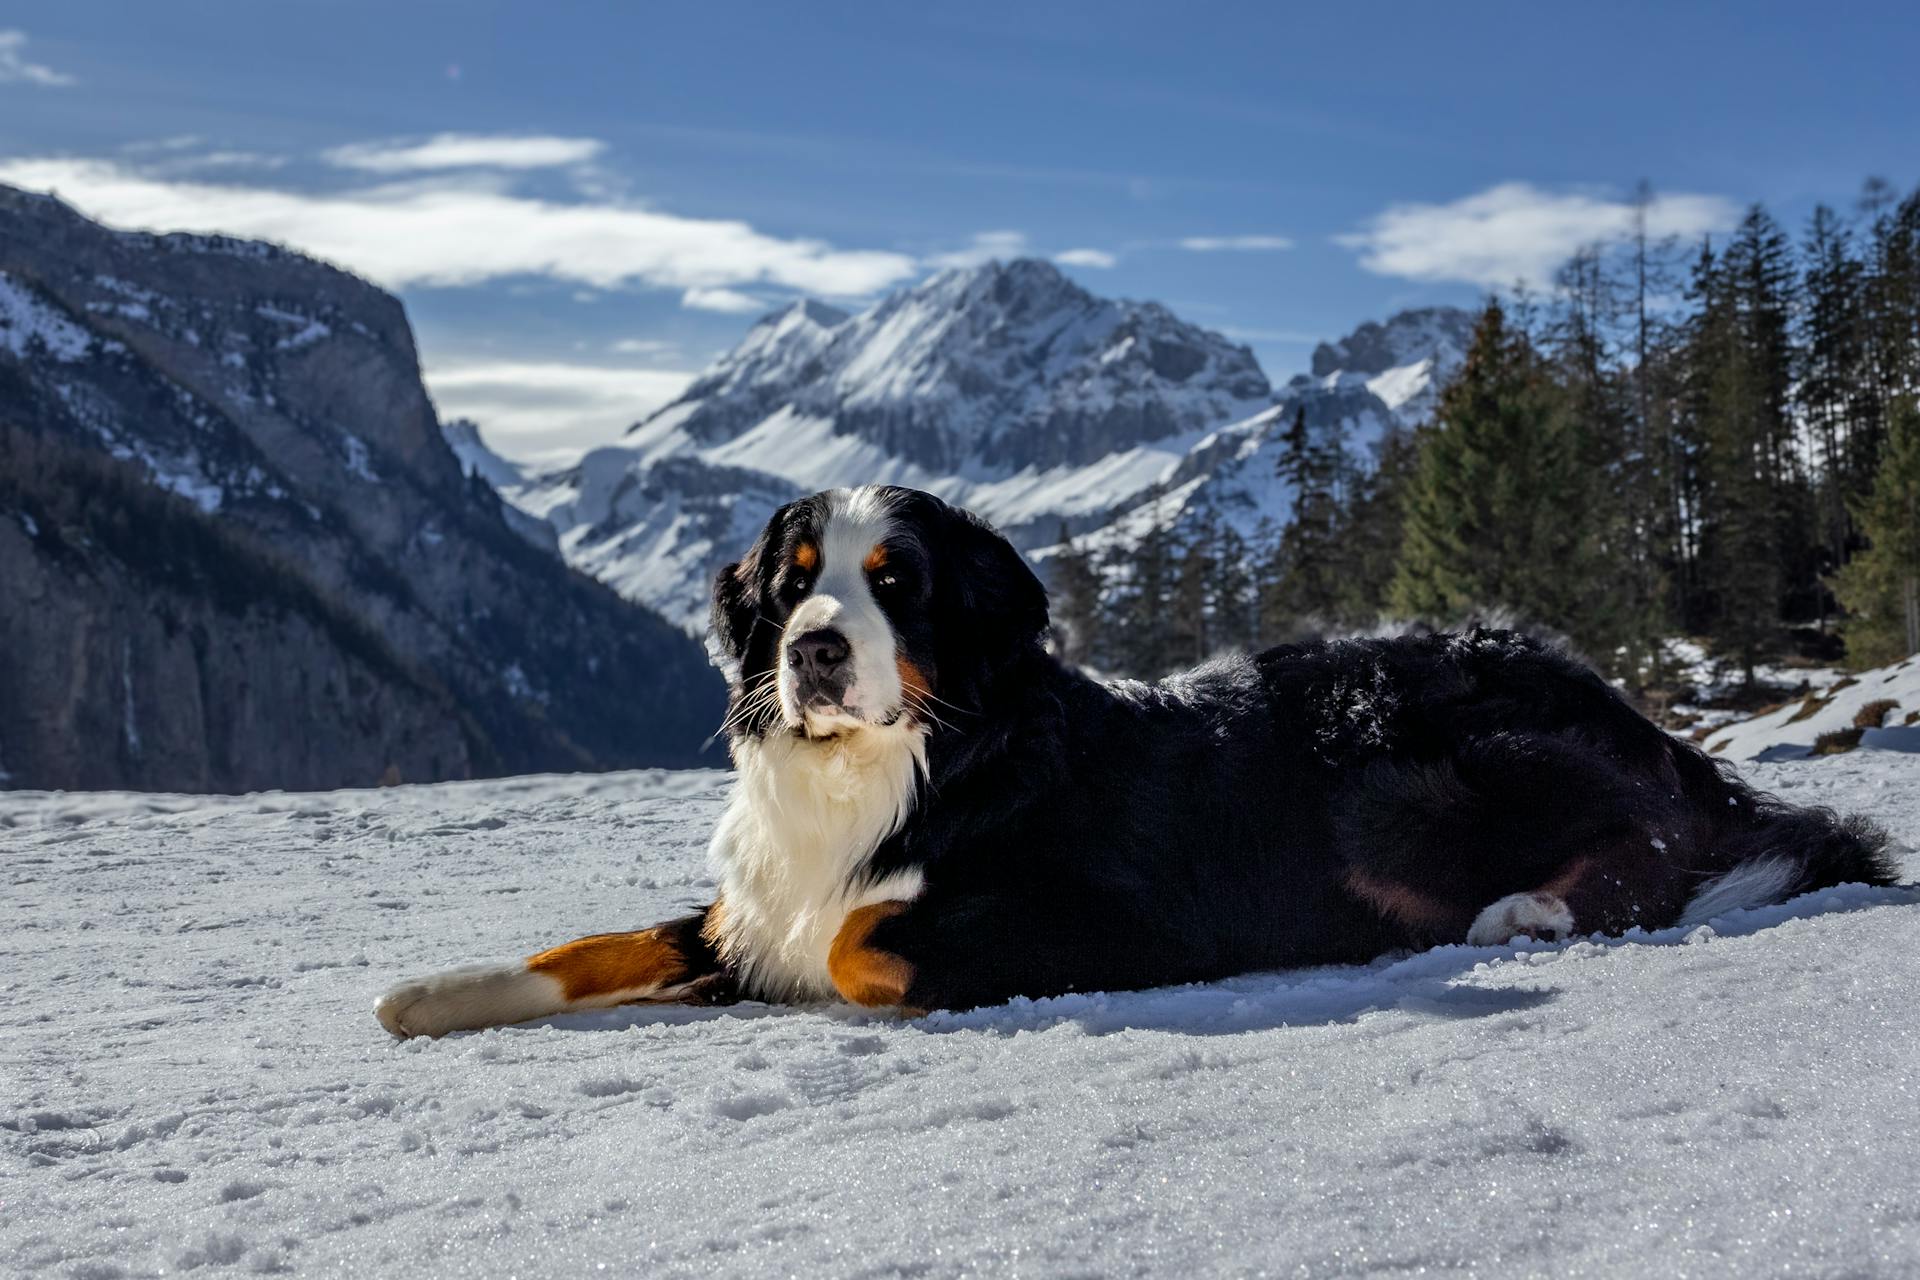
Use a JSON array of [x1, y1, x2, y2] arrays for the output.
[[3, 3, 1916, 462]]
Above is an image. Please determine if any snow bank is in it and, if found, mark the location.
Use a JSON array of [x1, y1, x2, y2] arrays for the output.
[[1705, 655, 1920, 762], [5, 757, 1919, 1277]]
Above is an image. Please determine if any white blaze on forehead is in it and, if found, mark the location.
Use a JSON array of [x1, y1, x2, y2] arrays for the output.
[[778, 486, 903, 727]]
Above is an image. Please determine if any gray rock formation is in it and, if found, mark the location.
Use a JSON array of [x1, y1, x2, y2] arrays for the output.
[[0, 185, 724, 792]]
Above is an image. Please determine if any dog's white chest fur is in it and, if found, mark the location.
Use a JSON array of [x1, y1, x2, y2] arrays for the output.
[[709, 725, 927, 1001]]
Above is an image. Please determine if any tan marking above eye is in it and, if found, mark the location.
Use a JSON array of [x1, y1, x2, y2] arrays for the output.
[[794, 542, 819, 572], [863, 543, 889, 572]]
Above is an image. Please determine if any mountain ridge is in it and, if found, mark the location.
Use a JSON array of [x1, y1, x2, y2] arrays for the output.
[[492, 262, 1470, 629], [0, 184, 724, 791]]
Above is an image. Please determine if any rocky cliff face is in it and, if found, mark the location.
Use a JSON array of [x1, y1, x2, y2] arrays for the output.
[[0, 185, 723, 791], [0, 428, 477, 790]]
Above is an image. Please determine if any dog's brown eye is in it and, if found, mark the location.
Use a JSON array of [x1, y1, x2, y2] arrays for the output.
[[790, 573, 811, 595]]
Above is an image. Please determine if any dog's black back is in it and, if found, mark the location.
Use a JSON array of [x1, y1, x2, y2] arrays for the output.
[[856, 626, 1894, 1010]]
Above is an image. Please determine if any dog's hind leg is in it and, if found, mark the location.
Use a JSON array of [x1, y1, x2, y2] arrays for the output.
[[375, 905, 735, 1038]]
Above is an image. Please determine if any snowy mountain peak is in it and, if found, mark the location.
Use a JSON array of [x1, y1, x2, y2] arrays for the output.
[[764, 297, 851, 331], [626, 256, 1272, 476], [1311, 306, 1474, 379], [1307, 306, 1474, 427]]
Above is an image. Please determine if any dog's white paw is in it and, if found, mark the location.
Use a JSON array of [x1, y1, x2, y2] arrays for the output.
[[374, 964, 564, 1039], [1466, 892, 1576, 947]]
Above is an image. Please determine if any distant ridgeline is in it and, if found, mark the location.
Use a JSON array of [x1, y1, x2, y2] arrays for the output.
[[0, 185, 724, 792], [486, 258, 1471, 632]]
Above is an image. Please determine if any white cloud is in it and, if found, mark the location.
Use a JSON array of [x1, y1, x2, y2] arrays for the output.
[[0, 29, 74, 86], [610, 337, 680, 357], [928, 230, 1029, 269], [1339, 182, 1740, 289], [0, 156, 920, 297], [323, 133, 606, 173], [680, 286, 765, 314], [423, 359, 696, 464], [1054, 248, 1117, 269], [1180, 235, 1294, 252]]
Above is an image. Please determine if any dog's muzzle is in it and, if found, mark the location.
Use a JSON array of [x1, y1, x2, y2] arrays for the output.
[[787, 627, 852, 711]]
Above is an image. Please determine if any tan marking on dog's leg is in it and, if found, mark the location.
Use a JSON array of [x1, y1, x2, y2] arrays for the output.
[[829, 901, 916, 1007], [526, 928, 691, 1003]]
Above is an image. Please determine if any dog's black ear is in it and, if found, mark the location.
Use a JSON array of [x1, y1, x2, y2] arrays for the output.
[[709, 558, 758, 667], [942, 504, 1050, 660], [710, 516, 778, 670]]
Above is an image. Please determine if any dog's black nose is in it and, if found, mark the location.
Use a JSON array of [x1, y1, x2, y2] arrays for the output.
[[788, 628, 851, 683]]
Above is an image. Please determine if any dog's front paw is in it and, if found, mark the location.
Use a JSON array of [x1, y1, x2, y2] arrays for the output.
[[1466, 892, 1575, 947], [374, 964, 563, 1038]]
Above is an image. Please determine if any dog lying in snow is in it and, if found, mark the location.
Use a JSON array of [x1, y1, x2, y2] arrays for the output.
[[376, 485, 1896, 1036]]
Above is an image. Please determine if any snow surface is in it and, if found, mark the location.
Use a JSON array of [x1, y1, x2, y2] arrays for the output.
[[6, 755, 1920, 1277], [1705, 655, 1920, 762], [0, 269, 97, 361]]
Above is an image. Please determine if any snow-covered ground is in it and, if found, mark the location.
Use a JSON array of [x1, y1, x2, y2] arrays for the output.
[[6, 757, 1920, 1278], [1704, 655, 1920, 763]]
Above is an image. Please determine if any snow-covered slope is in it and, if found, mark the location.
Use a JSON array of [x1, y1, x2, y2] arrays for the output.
[[1704, 655, 1920, 762], [6, 756, 1918, 1277], [489, 265, 1469, 630]]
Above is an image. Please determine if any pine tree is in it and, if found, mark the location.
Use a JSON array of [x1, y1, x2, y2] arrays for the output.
[[1262, 404, 1346, 634], [1207, 521, 1255, 651], [1049, 522, 1105, 668], [1329, 425, 1421, 627], [1110, 489, 1179, 676], [1799, 205, 1871, 577], [1173, 507, 1217, 665], [1246, 516, 1284, 647], [1834, 399, 1920, 666], [1549, 242, 1651, 676], [1389, 300, 1605, 635], [1686, 207, 1811, 681]]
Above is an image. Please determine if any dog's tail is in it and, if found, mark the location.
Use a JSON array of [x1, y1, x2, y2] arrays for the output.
[[1671, 744, 1900, 926]]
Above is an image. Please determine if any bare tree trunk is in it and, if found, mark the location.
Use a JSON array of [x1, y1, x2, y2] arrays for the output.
[[1904, 574, 1918, 658]]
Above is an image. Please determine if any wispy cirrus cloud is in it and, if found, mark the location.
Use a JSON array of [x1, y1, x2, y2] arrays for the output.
[[1179, 234, 1293, 252], [0, 156, 920, 301], [1053, 248, 1117, 269], [0, 30, 74, 87], [1339, 182, 1739, 289], [322, 133, 607, 173]]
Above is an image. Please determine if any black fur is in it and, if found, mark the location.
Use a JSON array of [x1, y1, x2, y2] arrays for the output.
[[713, 487, 1899, 1012]]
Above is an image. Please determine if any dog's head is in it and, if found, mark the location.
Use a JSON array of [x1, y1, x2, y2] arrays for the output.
[[710, 485, 1048, 741]]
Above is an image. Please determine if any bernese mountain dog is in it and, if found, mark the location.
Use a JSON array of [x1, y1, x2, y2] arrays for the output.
[[376, 484, 1897, 1037]]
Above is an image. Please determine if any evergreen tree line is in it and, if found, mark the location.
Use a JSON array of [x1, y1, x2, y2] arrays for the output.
[[1053, 179, 1920, 688]]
